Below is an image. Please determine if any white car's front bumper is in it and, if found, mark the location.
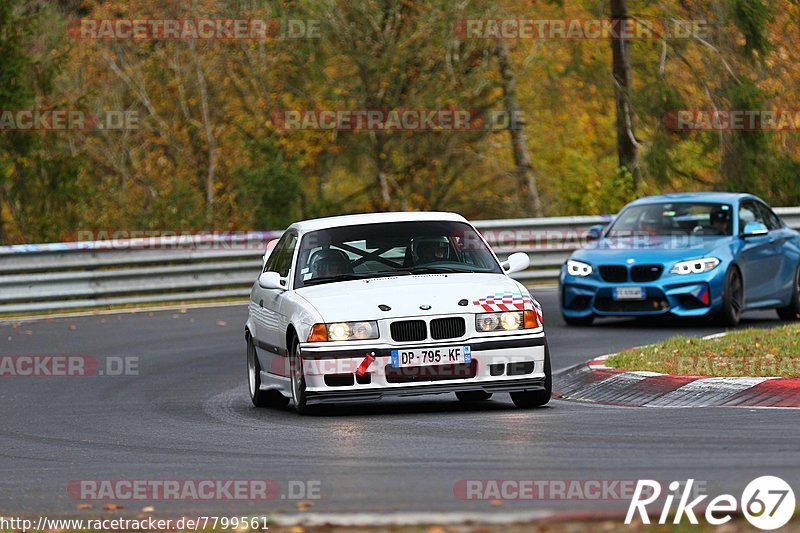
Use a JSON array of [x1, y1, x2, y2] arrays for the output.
[[297, 333, 548, 404]]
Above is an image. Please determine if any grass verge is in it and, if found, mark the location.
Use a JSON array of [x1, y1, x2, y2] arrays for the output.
[[606, 324, 800, 378]]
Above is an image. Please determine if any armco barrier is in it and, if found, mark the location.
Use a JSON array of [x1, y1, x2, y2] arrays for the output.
[[0, 208, 798, 314]]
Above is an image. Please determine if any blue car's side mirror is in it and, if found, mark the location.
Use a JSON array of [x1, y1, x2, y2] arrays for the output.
[[586, 225, 605, 242], [742, 221, 769, 238]]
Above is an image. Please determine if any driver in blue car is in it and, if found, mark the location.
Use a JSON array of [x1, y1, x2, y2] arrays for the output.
[[710, 206, 731, 235]]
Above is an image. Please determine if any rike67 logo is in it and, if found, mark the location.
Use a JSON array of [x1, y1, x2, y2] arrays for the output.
[[626, 476, 795, 530]]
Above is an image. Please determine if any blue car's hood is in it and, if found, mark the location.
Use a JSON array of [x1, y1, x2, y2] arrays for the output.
[[571, 236, 732, 265]]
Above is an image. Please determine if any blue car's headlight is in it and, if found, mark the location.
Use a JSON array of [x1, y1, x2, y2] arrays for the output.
[[567, 259, 593, 277], [670, 257, 721, 275]]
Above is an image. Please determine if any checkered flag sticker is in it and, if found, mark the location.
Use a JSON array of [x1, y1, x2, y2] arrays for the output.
[[473, 291, 544, 324]]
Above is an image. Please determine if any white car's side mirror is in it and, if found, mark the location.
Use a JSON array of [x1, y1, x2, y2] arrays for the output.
[[258, 271, 285, 290], [502, 252, 530, 275]]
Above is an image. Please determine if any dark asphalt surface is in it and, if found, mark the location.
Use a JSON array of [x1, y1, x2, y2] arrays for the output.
[[1, 288, 798, 518]]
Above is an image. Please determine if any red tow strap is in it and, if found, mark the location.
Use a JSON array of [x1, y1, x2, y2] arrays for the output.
[[356, 352, 375, 378]]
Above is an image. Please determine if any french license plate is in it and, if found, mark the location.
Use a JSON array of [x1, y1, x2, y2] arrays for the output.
[[391, 346, 472, 368], [613, 287, 646, 301]]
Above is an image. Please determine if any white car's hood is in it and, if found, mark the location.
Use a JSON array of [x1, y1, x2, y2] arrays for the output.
[[295, 273, 525, 322]]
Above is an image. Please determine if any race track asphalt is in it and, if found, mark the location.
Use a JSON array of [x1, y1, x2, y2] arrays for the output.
[[1, 288, 798, 518]]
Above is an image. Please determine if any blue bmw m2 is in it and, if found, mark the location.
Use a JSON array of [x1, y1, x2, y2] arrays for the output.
[[560, 193, 800, 326]]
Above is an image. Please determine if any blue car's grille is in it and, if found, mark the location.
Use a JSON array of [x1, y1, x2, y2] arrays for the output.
[[599, 266, 628, 283], [599, 264, 664, 283], [631, 265, 664, 282]]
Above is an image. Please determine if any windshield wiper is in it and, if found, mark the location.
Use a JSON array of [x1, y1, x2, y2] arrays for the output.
[[302, 273, 368, 286], [397, 266, 473, 274], [302, 271, 411, 286]]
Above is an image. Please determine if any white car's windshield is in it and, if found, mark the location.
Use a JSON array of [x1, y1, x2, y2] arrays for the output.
[[607, 202, 735, 238], [294, 221, 502, 287]]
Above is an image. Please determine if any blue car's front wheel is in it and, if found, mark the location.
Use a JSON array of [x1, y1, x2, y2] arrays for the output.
[[717, 267, 744, 327], [777, 266, 800, 321]]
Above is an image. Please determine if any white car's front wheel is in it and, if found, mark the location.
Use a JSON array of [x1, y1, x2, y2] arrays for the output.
[[510, 342, 552, 409], [289, 338, 314, 415], [247, 336, 289, 408]]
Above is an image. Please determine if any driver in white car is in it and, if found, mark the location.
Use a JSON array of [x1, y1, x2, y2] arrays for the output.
[[311, 249, 352, 278], [414, 238, 449, 264]]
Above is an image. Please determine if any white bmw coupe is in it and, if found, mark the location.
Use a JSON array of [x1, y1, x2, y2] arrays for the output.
[[245, 212, 550, 414]]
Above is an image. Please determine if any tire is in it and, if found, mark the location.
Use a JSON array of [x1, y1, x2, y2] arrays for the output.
[[289, 337, 314, 415], [455, 391, 493, 402], [510, 341, 552, 409], [562, 314, 594, 327], [247, 336, 289, 408], [717, 267, 744, 327], [777, 266, 800, 320]]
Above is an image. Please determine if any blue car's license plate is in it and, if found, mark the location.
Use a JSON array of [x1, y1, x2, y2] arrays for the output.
[[613, 287, 646, 301]]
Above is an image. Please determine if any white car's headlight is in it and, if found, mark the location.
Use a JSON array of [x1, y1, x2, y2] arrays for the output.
[[308, 321, 379, 342], [567, 259, 593, 277], [670, 258, 721, 275], [476, 311, 538, 332]]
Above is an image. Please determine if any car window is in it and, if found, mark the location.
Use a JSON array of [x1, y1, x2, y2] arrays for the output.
[[265, 232, 297, 277], [755, 202, 783, 231], [606, 202, 734, 237], [293, 221, 502, 287], [738, 202, 765, 234]]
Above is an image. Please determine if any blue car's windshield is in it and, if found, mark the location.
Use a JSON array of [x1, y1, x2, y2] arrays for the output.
[[607, 202, 735, 238]]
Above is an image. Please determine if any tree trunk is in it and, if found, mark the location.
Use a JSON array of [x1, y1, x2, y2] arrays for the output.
[[192, 45, 217, 227], [494, 41, 543, 217], [0, 182, 6, 244], [610, 0, 640, 190], [372, 133, 392, 211]]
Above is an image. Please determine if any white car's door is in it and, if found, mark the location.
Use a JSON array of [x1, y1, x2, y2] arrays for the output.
[[252, 231, 297, 374]]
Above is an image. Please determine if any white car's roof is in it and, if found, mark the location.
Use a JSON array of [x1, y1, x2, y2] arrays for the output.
[[288, 211, 469, 233]]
